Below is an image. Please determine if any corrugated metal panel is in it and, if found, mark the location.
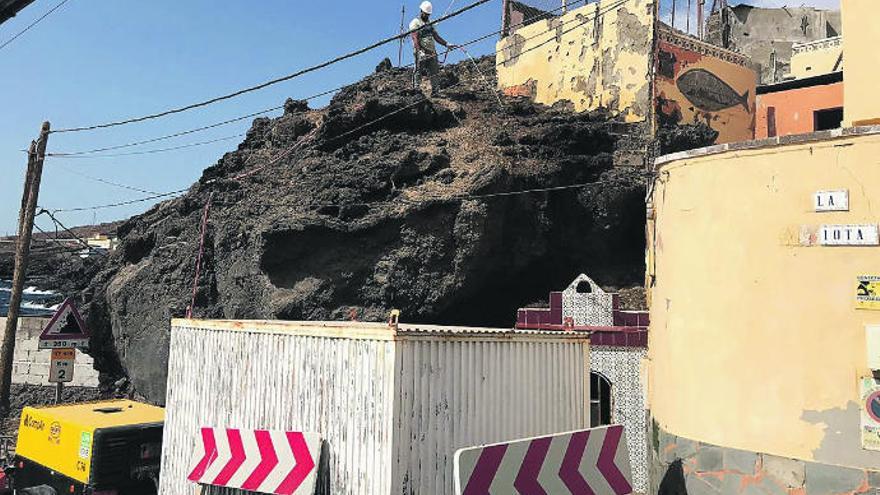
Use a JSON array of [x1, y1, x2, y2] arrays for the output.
[[391, 339, 588, 495], [159, 324, 397, 495], [160, 320, 588, 495]]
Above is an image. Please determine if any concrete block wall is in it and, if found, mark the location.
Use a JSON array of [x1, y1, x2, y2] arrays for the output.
[[0, 317, 98, 387]]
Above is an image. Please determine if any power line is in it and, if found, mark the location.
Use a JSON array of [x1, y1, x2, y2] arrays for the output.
[[43, 0, 631, 213], [46, 0, 591, 157], [47, 133, 245, 159], [48, 189, 189, 213], [0, 0, 72, 52], [55, 165, 160, 195], [50, 0, 495, 134]]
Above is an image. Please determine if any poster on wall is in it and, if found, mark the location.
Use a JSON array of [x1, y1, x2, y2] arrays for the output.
[[653, 26, 757, 145], [860, 377, 880, 451], [857, 276, 880, 310]]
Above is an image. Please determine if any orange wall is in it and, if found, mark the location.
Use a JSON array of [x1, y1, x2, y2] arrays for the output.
[[756, 82, 844, 139], [654, 26, 757, 144]]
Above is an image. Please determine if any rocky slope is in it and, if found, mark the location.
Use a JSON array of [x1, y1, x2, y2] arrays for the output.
[[78, 57, 714, 403]]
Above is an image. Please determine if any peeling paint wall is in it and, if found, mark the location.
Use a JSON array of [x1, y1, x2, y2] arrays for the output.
[[654, 25, 757, 144], [706, 5, 842, 85], [495, 0, 655, 122], [648, 129, 880, 470]]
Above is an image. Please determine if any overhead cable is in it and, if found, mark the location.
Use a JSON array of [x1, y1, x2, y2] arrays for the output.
[[0, 0, 72, 52], [50, 0, 494, 134], [48, 133, 245, 159], [48, 0, 596, 157], [44, 0, 631, 212]]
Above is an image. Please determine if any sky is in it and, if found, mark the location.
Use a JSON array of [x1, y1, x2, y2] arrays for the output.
[[0, 0, 840, 235]]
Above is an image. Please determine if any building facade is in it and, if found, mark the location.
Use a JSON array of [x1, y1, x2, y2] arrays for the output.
[[496, 0, 758, 145]]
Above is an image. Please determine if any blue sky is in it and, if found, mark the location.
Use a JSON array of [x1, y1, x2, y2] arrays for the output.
[[0, 0, 839, 235], [0, 0, 503, 235]]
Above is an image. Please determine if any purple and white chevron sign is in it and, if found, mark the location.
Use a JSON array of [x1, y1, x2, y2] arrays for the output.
[[453, 425, 633, 495]]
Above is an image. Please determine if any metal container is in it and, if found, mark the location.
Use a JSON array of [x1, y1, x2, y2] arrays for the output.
[[159, 319, 590, 495]]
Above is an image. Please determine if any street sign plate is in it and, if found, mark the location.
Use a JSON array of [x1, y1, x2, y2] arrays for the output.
[[39, 298, 89, 350], [814, 189, 849, 212], [819, 224, 880, 246], [49, 348, 75, 383]]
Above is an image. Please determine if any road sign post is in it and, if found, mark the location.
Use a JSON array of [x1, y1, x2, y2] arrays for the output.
[[49, 348, 75, 405]]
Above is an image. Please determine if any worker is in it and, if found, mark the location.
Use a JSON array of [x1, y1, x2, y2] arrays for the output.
[[410, 1, 458, 94]]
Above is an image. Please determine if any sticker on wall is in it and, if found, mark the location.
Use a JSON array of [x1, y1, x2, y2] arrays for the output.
[[860, 377, 880, 451], [819, 224, 880, 246], [814, 190, 849, 212], [857, 277, 880, 310]]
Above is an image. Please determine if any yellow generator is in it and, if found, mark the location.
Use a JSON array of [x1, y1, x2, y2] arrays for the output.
[[11, 400, 164, 495]]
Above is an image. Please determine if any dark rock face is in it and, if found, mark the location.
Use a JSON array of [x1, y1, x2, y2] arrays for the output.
[[81, 57, 715, 403]]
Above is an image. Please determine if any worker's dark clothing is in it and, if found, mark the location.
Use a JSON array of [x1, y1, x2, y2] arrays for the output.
[[411, 16, 442, 92]]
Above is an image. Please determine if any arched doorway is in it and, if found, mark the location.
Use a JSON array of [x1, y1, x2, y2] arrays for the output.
[[590, 371, 613, 427]]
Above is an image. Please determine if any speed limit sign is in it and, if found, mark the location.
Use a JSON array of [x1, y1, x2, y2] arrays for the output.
[[49, 348, 75, 383]]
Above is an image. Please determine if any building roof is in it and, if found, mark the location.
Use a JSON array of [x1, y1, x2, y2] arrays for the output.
[[0, 0, 36, 26], [757, 71, 843, 95]]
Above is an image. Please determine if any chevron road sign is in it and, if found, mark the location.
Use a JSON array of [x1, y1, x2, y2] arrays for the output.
[[187, 427, 321, 495], [454, 425, 633, 495]]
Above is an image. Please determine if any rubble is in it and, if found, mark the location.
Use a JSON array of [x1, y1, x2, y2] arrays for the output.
[[74, 57, 715, 403]]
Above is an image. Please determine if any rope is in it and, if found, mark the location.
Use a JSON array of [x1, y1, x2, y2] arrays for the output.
[[51, 0, 494, 134], [186, 193, 214, 318]]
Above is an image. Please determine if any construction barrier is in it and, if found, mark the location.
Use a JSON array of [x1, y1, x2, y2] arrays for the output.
[[454, 425, 632, 495]]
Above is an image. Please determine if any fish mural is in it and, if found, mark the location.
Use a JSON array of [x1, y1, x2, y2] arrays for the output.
[[676, 68, 751, 112]]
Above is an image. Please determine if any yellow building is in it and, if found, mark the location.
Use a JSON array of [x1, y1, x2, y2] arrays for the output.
[[495, 0, 758, 144], [647, 1, 880, 493]]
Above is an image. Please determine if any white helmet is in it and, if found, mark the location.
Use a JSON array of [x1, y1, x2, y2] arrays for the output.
[[420, 1, 433, 14]]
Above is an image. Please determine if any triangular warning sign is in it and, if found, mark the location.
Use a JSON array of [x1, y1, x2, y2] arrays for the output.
[[39, 298, 89, 346]]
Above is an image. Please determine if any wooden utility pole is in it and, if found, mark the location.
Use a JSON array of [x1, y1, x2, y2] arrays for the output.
[[0, 121, 50, 413]]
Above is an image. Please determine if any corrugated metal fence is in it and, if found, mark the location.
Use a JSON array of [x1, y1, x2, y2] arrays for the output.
[[160, 321, 588, 495]]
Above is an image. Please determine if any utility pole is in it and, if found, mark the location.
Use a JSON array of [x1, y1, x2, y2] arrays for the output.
[[0, 121, 50, 413]]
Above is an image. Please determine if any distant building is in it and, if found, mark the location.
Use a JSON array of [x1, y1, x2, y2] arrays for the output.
[[85, 233, 117, 252], [706, 5, 841, 84], [496, 0, 758, 149]]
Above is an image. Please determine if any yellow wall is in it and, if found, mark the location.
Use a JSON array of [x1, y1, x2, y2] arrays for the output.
[[654, 26, 757, 144], [790, 37, 843, 80], [648, 131, 880, 468], [842, 0, 880, 126], [496, 0, 654, 122]]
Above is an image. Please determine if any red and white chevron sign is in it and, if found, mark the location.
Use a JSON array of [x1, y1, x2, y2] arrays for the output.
[[187, 427, 321, 495], [454, 425, 632, 495]]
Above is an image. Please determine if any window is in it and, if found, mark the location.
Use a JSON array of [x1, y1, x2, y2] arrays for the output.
[[590, 372, 612, 427], [576, 281, 592, 294], [767, 106, 777, 138], [814, 107, 844, 131]]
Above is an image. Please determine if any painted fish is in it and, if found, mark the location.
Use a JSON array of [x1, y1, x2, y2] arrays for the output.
[[676, 68, 750, 112]]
